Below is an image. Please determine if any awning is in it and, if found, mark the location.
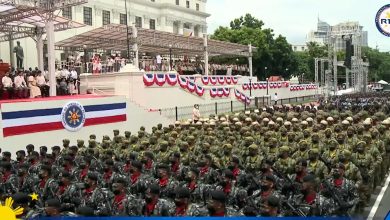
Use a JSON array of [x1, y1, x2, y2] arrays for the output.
[[55, 24, 255, 58], [0, 0, 86, 42], [377, 80, 388, 85]]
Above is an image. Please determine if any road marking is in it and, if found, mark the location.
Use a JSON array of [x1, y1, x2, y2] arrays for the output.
[[368, 172, 390, 220]]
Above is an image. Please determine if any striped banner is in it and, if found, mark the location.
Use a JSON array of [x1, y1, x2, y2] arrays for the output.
[[2, 102, 127, 137]]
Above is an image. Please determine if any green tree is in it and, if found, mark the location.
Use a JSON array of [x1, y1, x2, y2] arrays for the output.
[[362, 47, 390, 82], [211, 14, 296, 80]]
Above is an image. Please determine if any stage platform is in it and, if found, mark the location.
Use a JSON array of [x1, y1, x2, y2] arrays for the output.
[[0, 94, 171, 157]]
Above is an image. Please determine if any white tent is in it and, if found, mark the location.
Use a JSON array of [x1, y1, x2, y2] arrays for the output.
[[377, 80, 388, 85]]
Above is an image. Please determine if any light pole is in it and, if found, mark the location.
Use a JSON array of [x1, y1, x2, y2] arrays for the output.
[[265, 66, 268, 80], [169, 44, 172, 71], [249, 78, 252, 97], [83, 45, 87, 73], [266, 77, 269, 96], [124, 0, 131, 60]]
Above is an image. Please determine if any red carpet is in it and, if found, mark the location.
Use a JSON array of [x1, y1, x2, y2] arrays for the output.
[[0, 95, 110, 108]]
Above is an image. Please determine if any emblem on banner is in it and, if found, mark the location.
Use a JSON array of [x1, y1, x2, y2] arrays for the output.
[[376, 4, 390, 37], [61, 101, 86, 132]]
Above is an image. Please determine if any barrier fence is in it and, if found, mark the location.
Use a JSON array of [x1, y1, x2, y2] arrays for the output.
[[158, 94, 318, 121]]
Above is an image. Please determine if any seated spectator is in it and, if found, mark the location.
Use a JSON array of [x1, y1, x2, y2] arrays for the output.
[[2, 71, 14, 99], [14, 70, 28, 98], [58, 78, 68, 95], [68, 79, 77, 95], [70, 68, 78, 80], [28, 73, 42, 98], [36, 71, 49, 97]]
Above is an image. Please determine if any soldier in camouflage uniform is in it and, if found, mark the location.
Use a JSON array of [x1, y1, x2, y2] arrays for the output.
[[244, 144, 263, 173], [321, 163, 358, 216], [306, 149, 328, 180], [351, 140, 374, 213], [274, 146, 295, 175], [171, 186, 207, 216]]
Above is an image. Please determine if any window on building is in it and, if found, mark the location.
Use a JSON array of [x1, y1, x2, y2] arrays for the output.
[[196, 3, 199, 11], [294, 46, 297, 51], [151, 0, 155, 2], [135, 16, 142, 28], [102, 10, 110, 25], [120, 13, 127, 25], [176, 0, 179, 5], [83, 7, 92, 25], [184, 23, 190, 29], [186, 0, 190, 8], [62, 6, 72, 19], [150, 19, 156, 30], [302, 47, 305, 51]]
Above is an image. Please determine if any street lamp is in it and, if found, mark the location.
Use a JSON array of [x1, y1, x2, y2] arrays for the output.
[[169, 44, 172, 71], [265, 66, 268, 80], [83, 45, 87, 73]]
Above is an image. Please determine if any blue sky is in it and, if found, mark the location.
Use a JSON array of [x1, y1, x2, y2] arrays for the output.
[[206, 0, 390, 52]]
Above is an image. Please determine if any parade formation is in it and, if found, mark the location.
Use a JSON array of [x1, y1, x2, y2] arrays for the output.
[[1, 92, 389, 218]]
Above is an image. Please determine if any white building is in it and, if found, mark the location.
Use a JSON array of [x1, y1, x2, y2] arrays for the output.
[[306, 18, 331, 46], [0, 0, 210, 69], [306, 19, 368, 52], [292, 44, 308, 52]]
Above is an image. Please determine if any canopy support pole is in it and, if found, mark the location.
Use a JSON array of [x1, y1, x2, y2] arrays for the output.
[[46, 20, 56, 96], [248, 43, 253, 78], [204, 34, 208, 76], [36, 33, 44, 71]]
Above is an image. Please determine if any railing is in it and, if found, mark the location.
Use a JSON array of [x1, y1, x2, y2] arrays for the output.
[[158, 94, 319, 121], [159, 100, 255, 121]]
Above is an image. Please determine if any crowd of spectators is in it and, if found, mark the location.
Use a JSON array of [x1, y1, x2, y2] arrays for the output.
[[0, 66, 80, 100], [139, 58, 249, 76]]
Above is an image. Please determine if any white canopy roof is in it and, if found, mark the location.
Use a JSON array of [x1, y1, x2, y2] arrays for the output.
[[377, 80, 388, 85]]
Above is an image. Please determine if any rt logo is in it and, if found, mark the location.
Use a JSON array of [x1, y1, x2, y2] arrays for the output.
[[376, 4, 390, 37]]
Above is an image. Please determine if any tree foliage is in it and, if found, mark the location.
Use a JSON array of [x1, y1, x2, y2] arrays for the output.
[[362, 47, 390, 82], [211, 13, 297, 80]]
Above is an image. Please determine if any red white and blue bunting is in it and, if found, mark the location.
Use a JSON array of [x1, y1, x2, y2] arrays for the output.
[[210, 76, 218, 85], [289, 84, 316, 91], [155, 74, 166, 86], [143, 74, 156, 87], [199, 76, 239, 86], [210, 87, 230, 98], [166, 74, 178, 86], [179, 77, 205, 97], [195, 85, 205, 96], [242, 81, 289, 90], [179, 77, 188, 89], [201, 76, 209, 85], [234, 89, 251, 104]]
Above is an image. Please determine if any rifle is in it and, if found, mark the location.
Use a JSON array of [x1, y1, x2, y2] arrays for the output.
[[356, 164, 370, 184], [322, 179, 352, 216], [271, 166, 298, 195], [282, 200, 307, 217]]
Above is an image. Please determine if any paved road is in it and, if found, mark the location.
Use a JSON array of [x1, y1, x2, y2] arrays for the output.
[[361, 172, 390, 220], [373, 180, 390, 219]]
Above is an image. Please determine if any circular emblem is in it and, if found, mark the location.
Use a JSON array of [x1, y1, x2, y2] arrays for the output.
[[376, 4, 390, 37], [61, 101, 86, 132]]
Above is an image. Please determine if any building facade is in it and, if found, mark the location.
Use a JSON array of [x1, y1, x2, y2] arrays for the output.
[[292, 44, 308, 52], [0, 0, 210, 69], [306, 19, 368, 52]]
